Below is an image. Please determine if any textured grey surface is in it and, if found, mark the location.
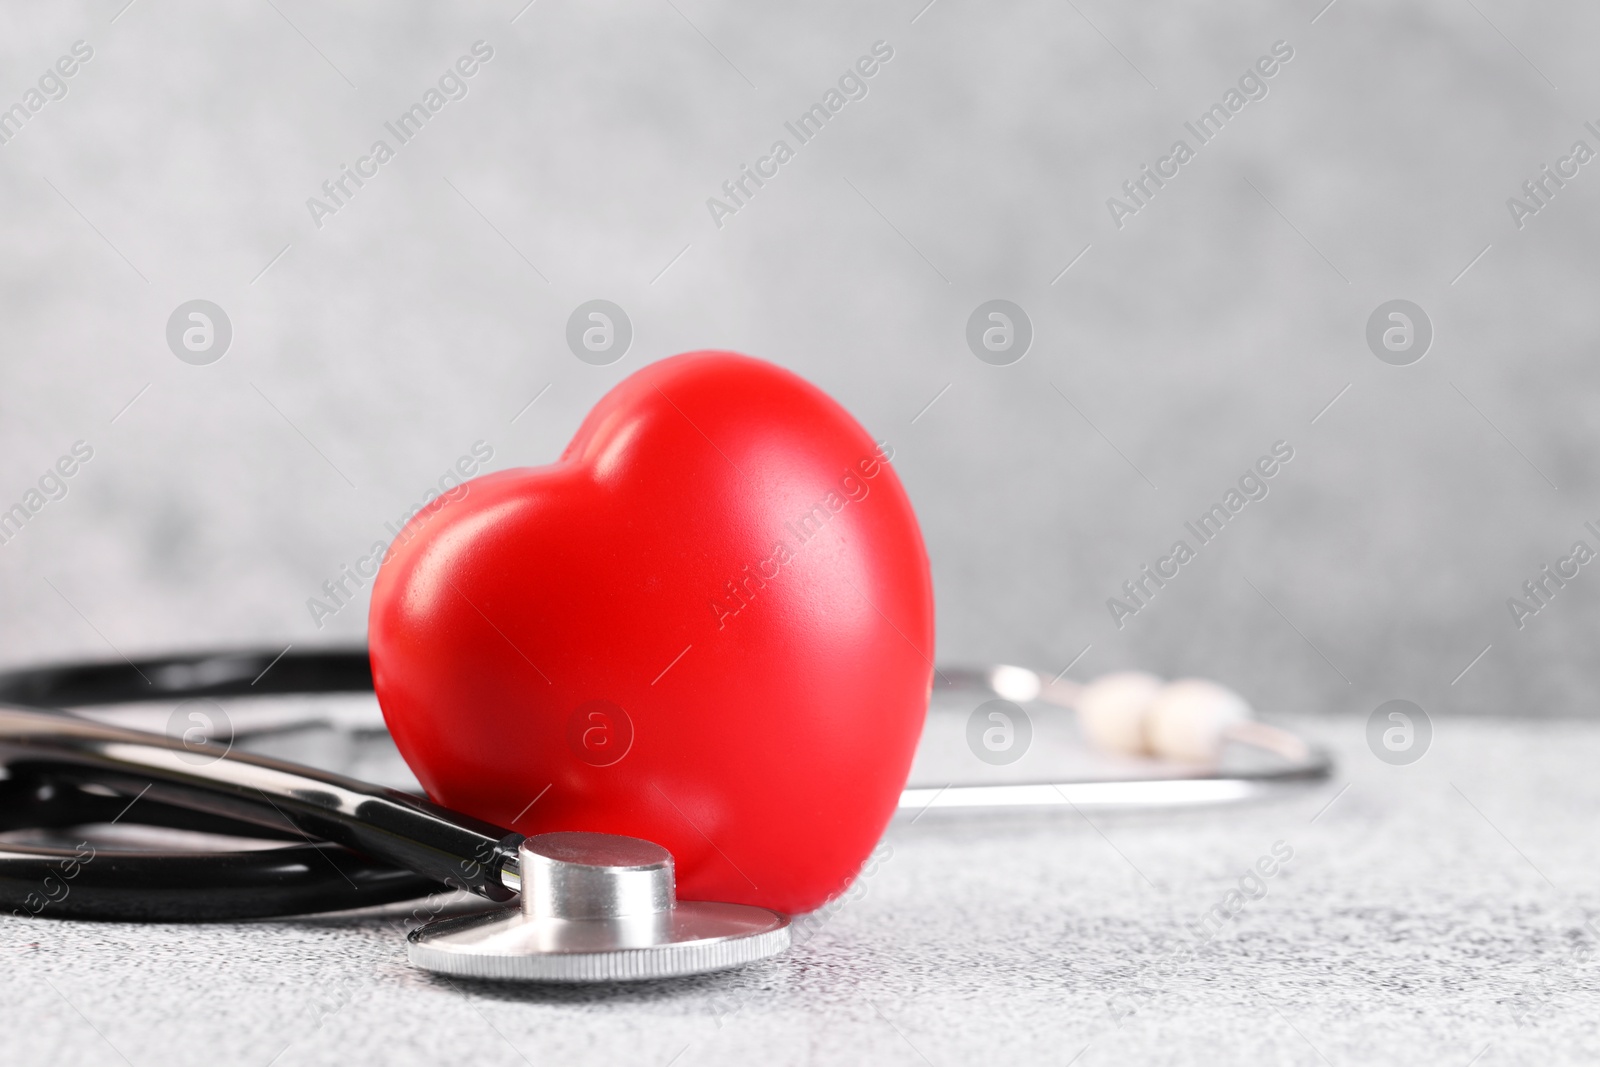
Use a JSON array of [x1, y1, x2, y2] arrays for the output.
[[6, 711, 1600, 1066]]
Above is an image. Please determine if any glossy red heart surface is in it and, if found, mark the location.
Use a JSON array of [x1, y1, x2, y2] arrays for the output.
[[369, 352, 934, 914]]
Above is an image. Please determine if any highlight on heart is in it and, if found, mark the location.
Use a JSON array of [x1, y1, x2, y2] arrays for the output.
[[711, 440, 896, 631]]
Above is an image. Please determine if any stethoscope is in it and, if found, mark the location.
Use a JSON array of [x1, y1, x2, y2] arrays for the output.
[[0, 648, 1330, 982]]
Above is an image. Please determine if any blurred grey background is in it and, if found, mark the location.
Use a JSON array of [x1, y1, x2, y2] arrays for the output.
[[2, 0, 1597, 723]]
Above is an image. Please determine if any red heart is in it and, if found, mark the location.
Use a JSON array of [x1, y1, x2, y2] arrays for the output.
[[369, 352, 934, 914]]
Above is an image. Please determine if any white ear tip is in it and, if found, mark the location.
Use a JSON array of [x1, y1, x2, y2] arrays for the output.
[[1144, 678, 1252, 762], [1076, 671, 1164, 756]]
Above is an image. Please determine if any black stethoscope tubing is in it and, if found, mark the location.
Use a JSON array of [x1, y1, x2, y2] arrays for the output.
[[0, 648, 521, 922]]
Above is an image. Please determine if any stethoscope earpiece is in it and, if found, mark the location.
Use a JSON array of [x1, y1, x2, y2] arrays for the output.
[[1077, 672, 1253, 763], [1074, 670, 1165, 757]]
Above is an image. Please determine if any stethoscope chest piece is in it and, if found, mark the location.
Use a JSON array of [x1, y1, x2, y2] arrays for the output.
[[406, 831, 790, 982]]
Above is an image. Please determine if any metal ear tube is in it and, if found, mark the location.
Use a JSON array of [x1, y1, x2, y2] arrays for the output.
[[904, 665, 1330, 814]]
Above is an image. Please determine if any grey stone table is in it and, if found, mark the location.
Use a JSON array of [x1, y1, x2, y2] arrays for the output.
[[4, 707, 1599, 1067]]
